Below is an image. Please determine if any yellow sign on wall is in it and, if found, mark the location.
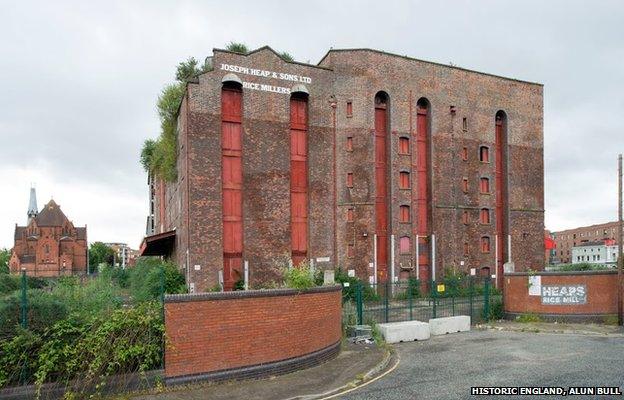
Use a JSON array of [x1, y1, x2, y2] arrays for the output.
[[437, 284, 445, 293]]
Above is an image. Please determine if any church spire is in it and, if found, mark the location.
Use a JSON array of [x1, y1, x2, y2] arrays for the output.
[[27, 186, 38, 224]]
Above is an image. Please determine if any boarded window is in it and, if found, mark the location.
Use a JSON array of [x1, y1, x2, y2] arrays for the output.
[[463, 242, 469, 256], [480, 177, 490, 194], [346, 101, 353, 118], [347, 243, 355, 257], [461, 147, 468, 161], [480, 208, 490, 224], [399, 171, 410, 189], [462, 178, 469, 193], [399, 137, 410, 154], [481, 236, 491, 253], [347, 172, 354, 188], [479, 146, 489, 162], [346, 136, 353, 152], [400, 205, 410, 222], [462, 210, 469, 225], [400, 236, 410, 254], [347, 207, 354, 222]]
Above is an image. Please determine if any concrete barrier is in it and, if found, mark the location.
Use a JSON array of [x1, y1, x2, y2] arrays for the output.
[[428, 316, 470, 335], [377, 321, 430, 343]]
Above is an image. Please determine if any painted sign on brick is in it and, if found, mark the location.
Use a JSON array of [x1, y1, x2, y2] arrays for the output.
[[541, 285, 587, 305]]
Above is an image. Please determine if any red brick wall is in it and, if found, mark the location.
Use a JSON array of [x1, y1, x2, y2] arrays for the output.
[[504, 271, 620, 315], [164, 286, 342, 379]]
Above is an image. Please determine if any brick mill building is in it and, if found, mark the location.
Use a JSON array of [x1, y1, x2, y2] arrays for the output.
[[10, 188, 88, 277], [551, 221, 622, 264], [140, 46, 544, 292]]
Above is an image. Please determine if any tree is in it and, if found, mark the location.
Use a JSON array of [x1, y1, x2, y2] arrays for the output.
[[88, 242, 115, 273], [225, 41, 248, 54], [175, 57, 210, 83], [0, 248, 10, 274], [279, 51, 294, 62]]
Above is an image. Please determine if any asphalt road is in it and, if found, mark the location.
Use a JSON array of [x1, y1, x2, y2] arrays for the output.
[[340, 330, 624, 400]]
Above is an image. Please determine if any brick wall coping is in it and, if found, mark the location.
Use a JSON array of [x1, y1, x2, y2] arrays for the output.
[[165, 284, 342, 303], [505, 270, 618, 277]]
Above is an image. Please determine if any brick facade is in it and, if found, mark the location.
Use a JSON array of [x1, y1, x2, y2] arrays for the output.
[[150, 46, 544, 292], [504, 270, 621, 319], [164, 286, 342, 381], [551, 221, 621, 264], [10, 199, 87, 277]]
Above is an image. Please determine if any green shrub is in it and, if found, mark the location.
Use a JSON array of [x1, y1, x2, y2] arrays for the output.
[[0, 290, 68, 340], [516, 313, 542, 323], [487, 299, 504, 321], [225, 41, 249, 54], [283, 262, 316, 290], [279, 51, 294, 62], [49, 274, 123, 320], [556, 263, 611, 271], [0, 327, 42, 388], [130, 258, 186, 302], [0, 275, 48, 297]]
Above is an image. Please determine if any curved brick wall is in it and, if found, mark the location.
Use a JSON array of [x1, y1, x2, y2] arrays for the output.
[[164, 285, 342, 383], [504, 270, 621, 320]]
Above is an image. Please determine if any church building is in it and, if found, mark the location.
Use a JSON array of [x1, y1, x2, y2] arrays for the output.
[[10, 188, 88, 277]]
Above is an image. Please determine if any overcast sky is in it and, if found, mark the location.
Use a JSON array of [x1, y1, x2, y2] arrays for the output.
[[1, 0, 623, 249]]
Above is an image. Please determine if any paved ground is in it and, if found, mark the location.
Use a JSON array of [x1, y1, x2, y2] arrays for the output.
[[480, 320, 624, 336], [339, 329, 624, 400], [124, 342, 386, 400]]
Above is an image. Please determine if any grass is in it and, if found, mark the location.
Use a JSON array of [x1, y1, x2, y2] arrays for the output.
[[516, 313, 543, 323]]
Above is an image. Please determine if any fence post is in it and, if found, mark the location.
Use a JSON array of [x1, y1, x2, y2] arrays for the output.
[[384, 280, 390, 323], [483, 277, 491, 321], [160, 264, 165, 369], [20, 268, 27, 329], [20, 268, 28, 385], [431, 280, 437, 319], [356, 283, 363, 325], [469, 275, 474, 322], [408, 279, 413, 321]]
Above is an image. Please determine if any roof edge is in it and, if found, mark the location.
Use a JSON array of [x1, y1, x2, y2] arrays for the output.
[[318, 48, 543, 86], [213, 46, 333, 71]]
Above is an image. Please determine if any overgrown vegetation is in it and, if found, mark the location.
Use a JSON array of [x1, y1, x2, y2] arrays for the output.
[[554, 262, 613, 271], [0, 258, 186, 393], [279, 51, 294, 62], [225, 41, 249, 54], [516, 312, 542, 323], [0, 248, 9, 274], [140, 57, 210, 182]]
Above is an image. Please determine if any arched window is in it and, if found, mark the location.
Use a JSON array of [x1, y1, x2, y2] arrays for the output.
[[481, 236, 491, 253], [462, 210, 469, 225], [479, 146, 490, 162], [346, 136, 353, 152], [400, 236, 411, 254], [399, 171, 410, 189], [462, 178, 469, 193], [399, 136, 410, 155], [480, 177, 490, 194], [400, 205, 410, 222], [480, 208, 491, 224]]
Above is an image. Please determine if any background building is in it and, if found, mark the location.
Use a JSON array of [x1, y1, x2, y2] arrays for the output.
[[140, 46, 544, 292], [103, 242, 138, 268], [551, 221, 621, 264], [10, 189, 87, 276], [570, 239, 618, 266]]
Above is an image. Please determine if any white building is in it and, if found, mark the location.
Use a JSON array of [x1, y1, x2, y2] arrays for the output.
[[570, 241, 618, 266]]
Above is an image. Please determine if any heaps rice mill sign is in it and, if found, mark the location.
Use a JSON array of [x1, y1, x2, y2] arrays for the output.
[[541, 285, 587, 305]]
